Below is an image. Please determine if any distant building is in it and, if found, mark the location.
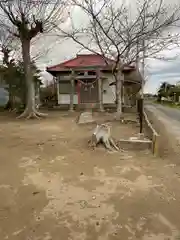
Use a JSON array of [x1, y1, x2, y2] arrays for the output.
[[46, 54, 142, 110]]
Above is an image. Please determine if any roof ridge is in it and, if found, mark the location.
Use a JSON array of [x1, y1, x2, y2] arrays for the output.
[[46, 56, 77, 70], [46, 54, 126, 72]]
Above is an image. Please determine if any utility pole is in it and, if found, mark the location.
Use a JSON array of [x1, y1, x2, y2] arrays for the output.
[[136, 37, 145, 134], [141, 38, 145, 99], [139, 38, 145, 133]]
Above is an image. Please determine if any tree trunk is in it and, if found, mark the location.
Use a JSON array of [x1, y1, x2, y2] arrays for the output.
[[17, 39, 46, 119], [5, 86, 14, 111], [97, 70, 104, 112], [5, 64, 15, 111], [115, 69, 124, 120]]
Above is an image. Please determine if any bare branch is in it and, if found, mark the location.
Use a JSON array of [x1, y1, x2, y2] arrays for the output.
[[58, 0, 180, 68], [54, 0, 180, 117]]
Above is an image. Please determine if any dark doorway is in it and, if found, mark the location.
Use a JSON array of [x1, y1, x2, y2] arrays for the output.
[[79, 79, 98, 104]]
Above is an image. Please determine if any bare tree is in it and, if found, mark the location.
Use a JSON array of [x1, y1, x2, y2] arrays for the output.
[[0, 0, 68, 118], [56, 0, 180, 119]]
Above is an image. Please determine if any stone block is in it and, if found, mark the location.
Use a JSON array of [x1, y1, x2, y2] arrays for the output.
[[117, 139, 152, 151], [77, 111, 95, 124]]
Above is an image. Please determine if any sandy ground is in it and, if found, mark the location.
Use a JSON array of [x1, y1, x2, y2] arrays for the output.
[[0, 111, 180, 240]]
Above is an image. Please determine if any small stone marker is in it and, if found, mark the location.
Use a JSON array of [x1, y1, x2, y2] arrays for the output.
[[77, 111, 95, 124]]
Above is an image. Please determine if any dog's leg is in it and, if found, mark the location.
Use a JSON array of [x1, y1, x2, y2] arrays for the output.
[[109, 137, 119, 151], [104, 139, 114, 151]]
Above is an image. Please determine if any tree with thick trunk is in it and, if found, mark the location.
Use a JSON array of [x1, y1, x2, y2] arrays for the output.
[[0, 0, 68, 119], [19, 37, 45, 119]]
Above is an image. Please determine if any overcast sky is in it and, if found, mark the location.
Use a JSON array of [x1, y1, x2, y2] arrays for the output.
[[32, 0, 180, 94]]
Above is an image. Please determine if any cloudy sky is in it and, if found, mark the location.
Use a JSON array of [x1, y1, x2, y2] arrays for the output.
[[33, 0, 180, 94], [144, 50, 180, 94]]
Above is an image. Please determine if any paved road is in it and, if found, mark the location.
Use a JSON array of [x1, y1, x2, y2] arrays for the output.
[[145, 103, 180, 146], [146, 103, 180, 122], [145, 103, 180, 159]]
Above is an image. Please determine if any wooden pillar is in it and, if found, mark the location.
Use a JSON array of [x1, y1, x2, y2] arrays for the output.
[[121, 84, 124, 107], [56, 78, 60, 105], [97, 69, 104, 112], [77, 80, 81, 104], [69, 70, 75, 111]]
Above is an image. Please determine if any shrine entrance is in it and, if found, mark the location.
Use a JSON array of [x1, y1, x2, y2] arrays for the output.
[[78, 79, 98, 104]]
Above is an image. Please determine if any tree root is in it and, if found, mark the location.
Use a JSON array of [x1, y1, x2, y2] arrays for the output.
[[26, 112, 40, 120], [34, 110, 47, 117], [17, 107, 48, 119], [88, 124, 120, 152]]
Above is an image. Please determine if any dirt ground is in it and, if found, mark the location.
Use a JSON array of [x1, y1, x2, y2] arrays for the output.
[[0, 111, 180, 240]]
